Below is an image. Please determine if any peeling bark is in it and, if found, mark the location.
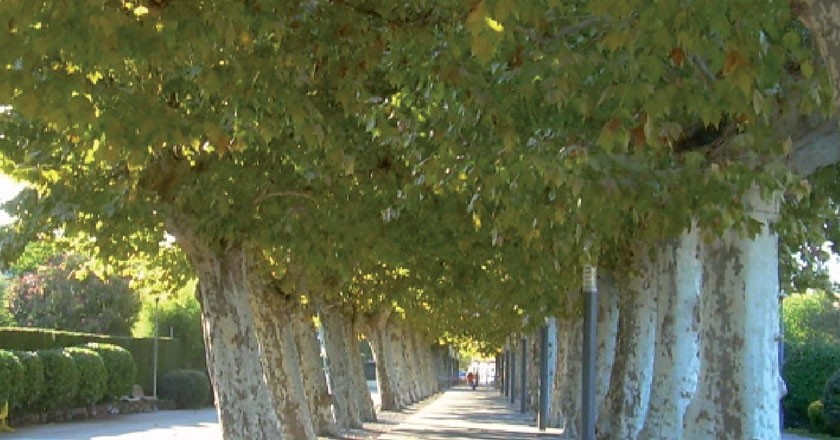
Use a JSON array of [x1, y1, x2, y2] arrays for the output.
[[365, 311, 404, 411], [319, 304, 361, 429], [559, 310, 583, 437], [167, 229, 283, 440], [597, 251, 658, 440], [683, 190, 782, 439], [248, 275, 316, 440], [639, 230, 701, 440], [548, 321, 568, 428], [344, 310, 377, 423], [291, 306, 338, 437], [595, 277, 619, 415]]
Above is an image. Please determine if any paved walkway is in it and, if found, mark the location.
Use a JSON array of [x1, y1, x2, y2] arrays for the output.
[[378, 386, 563, 440]]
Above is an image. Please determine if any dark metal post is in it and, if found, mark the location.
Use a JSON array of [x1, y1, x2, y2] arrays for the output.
[[581, 265, 598, 440], [509, 341, 516, 404], [538, 324, 550, 430], [779, 293, 785, 429], [520, 336, 528, 413]]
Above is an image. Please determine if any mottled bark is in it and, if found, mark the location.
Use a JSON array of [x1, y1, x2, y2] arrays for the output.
[[683, 191, 782, 439], [342, 311, 377, 423], [597, 252, 658, 440], [595, 277, 619, 414], [248, 275, 316, 440], [319, 304, 361, 429], [527, 331, 541, 412], [291, 306, 338, 437], [365, 311, 403, 411], [168, 231, 283, 440], [639, 230, 701, 440], [547, 309, 581, 431]]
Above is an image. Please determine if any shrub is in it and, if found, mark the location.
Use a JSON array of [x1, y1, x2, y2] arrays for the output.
[[64, 347, 107, 407], [782, 341, 840, 427], [808, 400, 826, 433], [80, 343, 136, 401], [159, 369, 211, 409], [12, 351, 44, 412], [7, 253, 141, 335], [0, 350, 24, 407], [823, 369, 840, 436], [37, 349, 79, 412]]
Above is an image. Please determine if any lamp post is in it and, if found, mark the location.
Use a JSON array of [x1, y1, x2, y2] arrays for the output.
[[581, 264, 598, 440], [153, 296, 160, 399]]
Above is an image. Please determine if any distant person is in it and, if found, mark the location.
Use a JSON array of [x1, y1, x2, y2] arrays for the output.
[[472, 372, 478, 390], [466, 371, 475, 389]]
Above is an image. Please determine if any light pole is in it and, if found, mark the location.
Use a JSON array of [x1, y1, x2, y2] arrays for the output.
[[153, 296, 160, 399], [581, 264, 598, 440]]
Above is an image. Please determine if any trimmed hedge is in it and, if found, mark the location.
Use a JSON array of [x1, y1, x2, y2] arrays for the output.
[[80, 343, 136, 401], [64, 347, 107, 407], [0, 350, 24, 405], [783, 341, 840, 427], [0, 327, 182, 394], [159, 369, 211, 409], [12, 351, 44, 411], [37, 349, 79, 412]]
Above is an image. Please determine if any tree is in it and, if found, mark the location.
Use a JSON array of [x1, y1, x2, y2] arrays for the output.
[[1, 1, 840, 439], [6, 253, 141, 335]]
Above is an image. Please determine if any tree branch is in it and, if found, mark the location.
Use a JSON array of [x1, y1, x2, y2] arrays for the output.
[[790, 117, 840, 176]]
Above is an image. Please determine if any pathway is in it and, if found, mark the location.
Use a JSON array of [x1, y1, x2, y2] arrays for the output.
[[378, 386, 563, 440]]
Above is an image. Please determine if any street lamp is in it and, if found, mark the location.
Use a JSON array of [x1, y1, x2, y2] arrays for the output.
[[153, 296, 160, 399]]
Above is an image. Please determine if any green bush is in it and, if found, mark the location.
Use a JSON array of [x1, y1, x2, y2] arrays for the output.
[[64, 347, 107, 407], [0, 350, 24, 407], [159, 369, 211, 409], [80, 343, 136, 401], [37, 349, 79, 412], [783, 341, 840, 427], [12, 351, 44, 412], [808, 400, 826, 433], [823, 369, 840, 436]]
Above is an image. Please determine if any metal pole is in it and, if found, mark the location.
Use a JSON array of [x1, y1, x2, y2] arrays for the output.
[[538, 324, 549, 430], [509, 340, 516, 404], [153, 296, 160, 399], [779, 293, 785, 429], [581, 265, 598, 440], [504, 348, 510, 397], [520, 336, 527, 413]]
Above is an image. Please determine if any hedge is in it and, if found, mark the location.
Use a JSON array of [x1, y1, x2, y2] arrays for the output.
[[783, 341, 840, 427], [80, 343, 136, 401], [159, 369, 211, 409], [37, 349, 79, 412], [64, 347, 107, 407], [0, 327, 183, 395], [12, 351, 44, 411], [0, 350, 24, 406]]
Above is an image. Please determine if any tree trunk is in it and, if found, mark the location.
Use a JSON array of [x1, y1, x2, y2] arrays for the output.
[[639, 230, 701, 439], [596, 276, 619, 414], [318, 304, 361, 429], [344, 311, 377, 422], [597, 251, 658, 440], [683, 190, 782, 439], [291, 305, 338, 437], [557, 306, 583, 437], [527, 331, 541, 412], [548, 321, 568, 428], [365, 311, 403, 411], [169, 232, 283, 440], [248, 275, 317, 440]]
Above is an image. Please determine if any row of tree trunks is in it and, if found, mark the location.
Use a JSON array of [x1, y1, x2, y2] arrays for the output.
[[365, 312, 440, 411], [537, 190, 782, 439]]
